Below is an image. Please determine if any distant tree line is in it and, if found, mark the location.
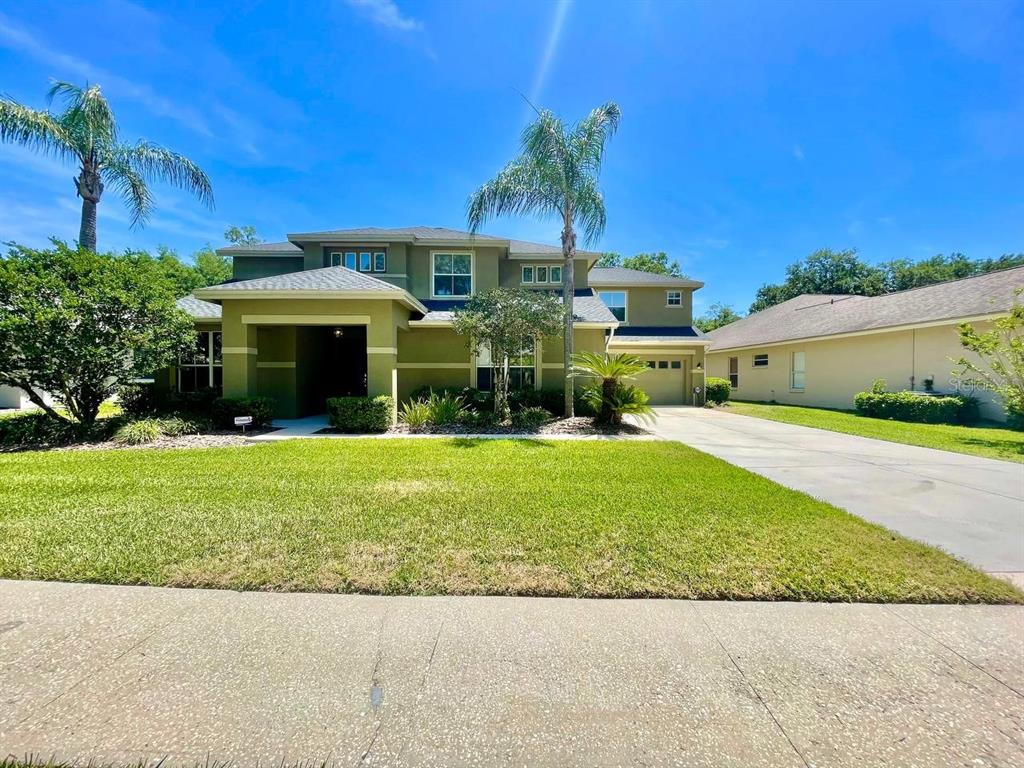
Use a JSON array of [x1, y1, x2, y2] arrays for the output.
[[597, 251, 684, 277], [142, 225, 261, 296], [748, 249, 1024, 313]]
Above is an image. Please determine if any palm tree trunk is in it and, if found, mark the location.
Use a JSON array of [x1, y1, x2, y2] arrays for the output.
[[561, 217, 577, 418], [75, 162, 103, 252], [600, 377, 616, 424]]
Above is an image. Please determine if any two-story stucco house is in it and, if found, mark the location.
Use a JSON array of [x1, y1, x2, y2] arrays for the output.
[[166, 226, 709, 418]]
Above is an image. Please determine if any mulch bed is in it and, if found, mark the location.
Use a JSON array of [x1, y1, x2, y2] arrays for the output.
[[315, 417, 650, 437], [6, 428, 280, 453]]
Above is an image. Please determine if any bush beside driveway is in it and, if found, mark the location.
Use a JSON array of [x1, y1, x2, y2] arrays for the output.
[[0, 439, 1019, 603]]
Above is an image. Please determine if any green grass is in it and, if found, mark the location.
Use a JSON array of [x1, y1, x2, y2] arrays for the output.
[[722, 401, 1024, 463], [0, 439, 1019, 603]]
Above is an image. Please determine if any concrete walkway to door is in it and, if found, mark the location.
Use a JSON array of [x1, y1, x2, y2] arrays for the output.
[[646, 407, 1024, 582]]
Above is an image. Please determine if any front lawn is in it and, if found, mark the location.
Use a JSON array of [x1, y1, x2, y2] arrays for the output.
[[724, 401, 1024, 463], [0, 439, 1018, 603]]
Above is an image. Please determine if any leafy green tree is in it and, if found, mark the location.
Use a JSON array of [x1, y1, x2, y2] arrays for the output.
[[881, 253, 1024, 292], [956, 289, 1024, 427], [150, 245, 204, 296], [596, 251, 684, 276], [193, 246, 232, 286], [0, 242, 194, 425], [0, 81, 213, 251], [571, 351, 654, 425], [695, 302, 743, 332], [224, 225, 262, 247], [452, 288, 563, 421], [749, 249, 885, 313], [467, 102, 621, 417]]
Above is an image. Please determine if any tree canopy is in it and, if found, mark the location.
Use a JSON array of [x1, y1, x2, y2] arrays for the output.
[[0, 241, 194, 425], [467, 101, 621, 418], [0, 81, 213, 251], [695, 302, 743, 332], [749, 249, 1024, 314], [452, 288, 563, 421], [597, 251, 685, 277]]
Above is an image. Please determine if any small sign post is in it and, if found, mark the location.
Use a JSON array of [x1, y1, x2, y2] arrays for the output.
[[234, 415, 253, 435]]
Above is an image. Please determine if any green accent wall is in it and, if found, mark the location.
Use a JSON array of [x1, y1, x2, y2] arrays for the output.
[[595, 286, 695, 326], [232, 256, 304, 282]]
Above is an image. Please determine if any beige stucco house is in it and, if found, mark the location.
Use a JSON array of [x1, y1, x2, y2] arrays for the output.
[[166, 227, 709, 419], [705, 266, 1024, 422]]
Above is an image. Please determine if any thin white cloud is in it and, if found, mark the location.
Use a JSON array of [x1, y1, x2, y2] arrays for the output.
[[793, 145, 805, 161], [528, 0, 572, 108], [0, 11, 214, 138], [345, 0, 422, 32]]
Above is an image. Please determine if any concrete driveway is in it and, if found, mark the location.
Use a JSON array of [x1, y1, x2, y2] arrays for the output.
[[2, 580, 1022, 767], [647, 407, 1024, 580]]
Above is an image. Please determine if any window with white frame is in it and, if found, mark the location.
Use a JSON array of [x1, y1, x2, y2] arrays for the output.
[[432, 252, 473, 297], [344, 252, 357, 269], [753, 353, 769, 368], [597, 290, 628, 323], [666, 290, 682, 307], [791, 351, 806, 390], [521, 264, 563, 285], [373, 252, 386, 272], [476, 338, 536, 391], [333, 250, 385, 272], [728, 356, 739, 389], [329, 251, 343, 267], [359, 252, 372, 271], [178, 330, 222, 392]]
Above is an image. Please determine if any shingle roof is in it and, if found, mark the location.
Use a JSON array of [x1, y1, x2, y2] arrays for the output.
[[196, 265, 402, 294], [218, 241, 302, 255], [414, 289, 617, 325], [588, 267, 704, 288], [612, 326, 706, 343], [176, 295, 222, 320], [706, 266, 1024, 351], [219, 228, 601, 258]]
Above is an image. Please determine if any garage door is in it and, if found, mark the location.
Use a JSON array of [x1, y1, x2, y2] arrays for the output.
[[638, 357, 687, 405]]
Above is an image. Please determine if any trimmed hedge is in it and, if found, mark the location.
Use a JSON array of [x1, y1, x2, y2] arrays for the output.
[[117, 382, 157, 417], [853, 390, 978, 425], [327, 395, 394, 433], [0, 411, 120, 448], [705, 377, 731, 405], [211, 396, 276, 429]]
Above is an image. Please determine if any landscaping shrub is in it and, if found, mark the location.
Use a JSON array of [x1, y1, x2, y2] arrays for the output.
[[211, 396, 276, 429], [117, 382, 157, 417], [853, 390, 977, 425], [160, 387, 221, 416], [511, 406, 551, 430], [327, 395, 394, 433], [458, 410, 499, 430], [0, 411, 81, 447], [113, 419, 163, 445], [400, 399, 432, 428], [705, 377, 731, 405], [425, 391, 468, 426]]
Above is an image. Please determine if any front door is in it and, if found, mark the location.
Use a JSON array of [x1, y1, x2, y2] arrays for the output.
[[324, 325, 368, 399]]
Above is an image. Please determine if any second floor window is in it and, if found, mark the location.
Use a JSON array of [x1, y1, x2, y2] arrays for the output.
[[330, 251, 386, 272], [597, 290, 627, 322], [522, 264, 563, 285], [433, 252, 472, 297], [666, 290, 682, 307]]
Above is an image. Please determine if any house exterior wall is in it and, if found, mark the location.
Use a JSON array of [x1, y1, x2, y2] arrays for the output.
[[231, 256, 304, 282], [594, 286, 695, 326], [498, 258, 591, 290], [706, 320, 1007, 421]]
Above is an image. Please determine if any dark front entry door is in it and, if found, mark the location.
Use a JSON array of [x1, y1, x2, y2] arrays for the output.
[[304, 326, 367, 413]]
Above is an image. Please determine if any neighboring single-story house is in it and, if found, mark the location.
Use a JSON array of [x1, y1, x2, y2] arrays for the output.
[[705, 266, 1024, 421], [166, 227, 709, 418]]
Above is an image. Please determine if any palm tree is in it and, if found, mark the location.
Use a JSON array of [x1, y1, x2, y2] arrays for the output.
[[467, 102, 621, 417], [0, 81, 213, 251], [570, 351, 653, 425]]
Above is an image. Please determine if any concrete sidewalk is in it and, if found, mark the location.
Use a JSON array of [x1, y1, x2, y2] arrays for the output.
[[2, 580, 1022, 767], [647, 407, 1024, 582]]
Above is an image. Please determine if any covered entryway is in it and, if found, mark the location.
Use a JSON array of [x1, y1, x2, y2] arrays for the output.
[[636, 356, 689, 405]]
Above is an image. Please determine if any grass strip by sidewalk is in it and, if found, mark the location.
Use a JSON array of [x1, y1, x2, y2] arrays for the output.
[[0, 439, 1019, 603], [723, 401, 1024, 463]]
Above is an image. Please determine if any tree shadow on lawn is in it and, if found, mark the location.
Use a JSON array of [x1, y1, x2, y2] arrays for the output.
[[447, 437, 555, 449]]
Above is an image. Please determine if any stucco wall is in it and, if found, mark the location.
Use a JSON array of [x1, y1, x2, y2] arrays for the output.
[[498, 258, 591, 290], [594, 286, 694, 327], [231, 256, 303, 282], [407, 245, 503, 298], [706, 320, 1007, 421]]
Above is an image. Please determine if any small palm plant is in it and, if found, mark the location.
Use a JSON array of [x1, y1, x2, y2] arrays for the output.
[[571, 351, 654, 425], [0, 81, 213, 251]]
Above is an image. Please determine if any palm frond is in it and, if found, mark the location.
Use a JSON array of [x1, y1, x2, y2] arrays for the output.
[[116, 140, 214, 208], [103, 154, 153, 227], [0, 98, 75, 158], [570, 102, 621, 176], [47, 81, 117, 152], [520, 109, 569, 170], [467, 157, 561, 233], [572, 176, 607, 246], [570, 351, 648, 380]]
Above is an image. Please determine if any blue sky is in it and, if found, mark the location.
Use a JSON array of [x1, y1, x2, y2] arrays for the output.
[[0, 0, 1021, 313]]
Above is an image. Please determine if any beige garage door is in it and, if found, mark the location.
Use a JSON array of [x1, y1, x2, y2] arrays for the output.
[[638, 357, 687, 405]]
